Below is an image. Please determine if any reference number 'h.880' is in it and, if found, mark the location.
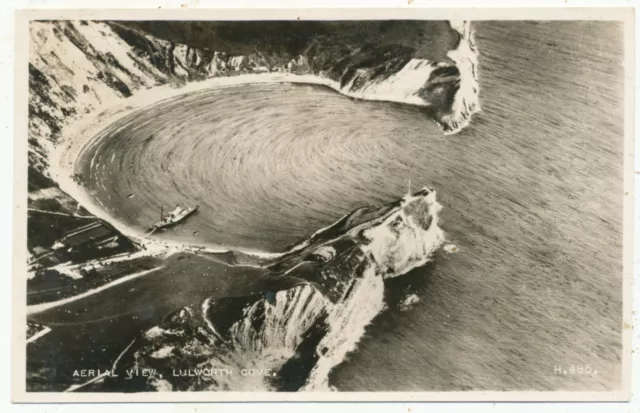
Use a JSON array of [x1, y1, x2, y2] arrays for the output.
[[554, 365, 597, 375]]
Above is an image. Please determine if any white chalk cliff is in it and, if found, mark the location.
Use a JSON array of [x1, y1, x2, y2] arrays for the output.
[[120, 189, 445, 391]]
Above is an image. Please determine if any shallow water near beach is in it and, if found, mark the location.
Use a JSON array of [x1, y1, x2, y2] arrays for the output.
[[76, 21, 624, 391]]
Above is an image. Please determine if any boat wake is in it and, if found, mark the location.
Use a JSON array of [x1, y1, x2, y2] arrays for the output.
[[97, 188, 446, 392]]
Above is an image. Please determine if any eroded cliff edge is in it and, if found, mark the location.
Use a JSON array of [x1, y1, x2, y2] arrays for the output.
[[90, 188, 446, 392]]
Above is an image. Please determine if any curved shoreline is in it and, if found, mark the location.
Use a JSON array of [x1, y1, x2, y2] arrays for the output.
[[48, 19, 479, 256], [51, 73, 392, 258]]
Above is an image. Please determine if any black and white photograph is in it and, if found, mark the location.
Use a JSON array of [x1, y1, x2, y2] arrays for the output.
[[13, 8, 633, 401]]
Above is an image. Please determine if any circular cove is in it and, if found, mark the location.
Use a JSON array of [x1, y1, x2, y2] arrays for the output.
[[76, 82, 446, 252]]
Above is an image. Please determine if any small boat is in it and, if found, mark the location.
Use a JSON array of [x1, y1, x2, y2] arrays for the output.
[[149, 204, 199, 232]]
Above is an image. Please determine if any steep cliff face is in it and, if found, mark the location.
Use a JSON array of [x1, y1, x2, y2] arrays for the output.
[[100, 188, 445, 392], [119, 20, 481, 134], [29, 21, 163, 180], [28, 20, 480, 184]]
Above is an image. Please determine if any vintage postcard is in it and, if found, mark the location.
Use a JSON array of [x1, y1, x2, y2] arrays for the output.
[[12, 7, 634, 402]]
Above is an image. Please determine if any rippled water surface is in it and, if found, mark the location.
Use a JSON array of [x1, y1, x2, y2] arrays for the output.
[[78, 21, 625, 391]]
